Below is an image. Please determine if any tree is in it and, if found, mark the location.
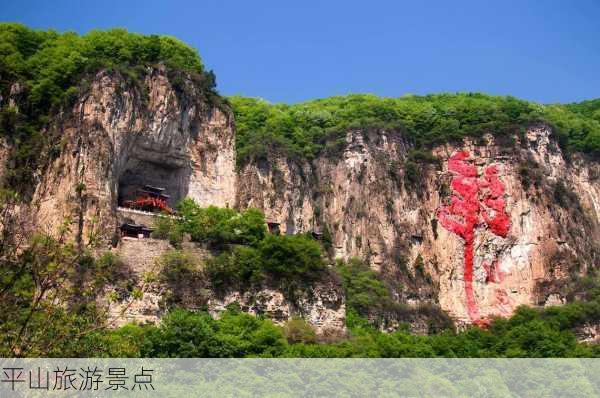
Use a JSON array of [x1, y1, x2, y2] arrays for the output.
[[283, 318, 317, 344], [141, 309, 218, 357], [175, 199, 266, 246], [258, 234, 325, 281], [337, 258, 392, 317]]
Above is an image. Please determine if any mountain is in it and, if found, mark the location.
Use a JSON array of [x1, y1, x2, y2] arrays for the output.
[[1, 24, 599, 355]]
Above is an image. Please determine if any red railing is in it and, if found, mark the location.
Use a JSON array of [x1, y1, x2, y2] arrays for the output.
[[123, 196, 173, 214]]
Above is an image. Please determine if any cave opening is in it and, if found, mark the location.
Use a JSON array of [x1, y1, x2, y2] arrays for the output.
[[117, 157, 190, 212]]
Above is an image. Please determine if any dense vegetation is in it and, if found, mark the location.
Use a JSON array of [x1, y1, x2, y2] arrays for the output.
[[153, 199, 267, 247], [207, 235, 326, 292], [231, 94, 600, 165], [565, 98, 600, 122], [2, 193, 600, 358], [153, 199, 328, 293], [0, 23, 217, 198], [26, 299, 600, 358]]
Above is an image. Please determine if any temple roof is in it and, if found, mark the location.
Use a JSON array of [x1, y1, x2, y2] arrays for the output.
[[139, 189, 171, 199], [144, 185, 165, 192], [120, 223, 154, 232]]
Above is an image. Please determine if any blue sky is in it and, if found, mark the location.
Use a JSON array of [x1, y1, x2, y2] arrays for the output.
[[1, 0, 599, 104]]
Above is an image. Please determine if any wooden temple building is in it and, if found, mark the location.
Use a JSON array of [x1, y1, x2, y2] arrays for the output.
[[120, 223, 153, 239], [119, 185, 173, 239], [122, 185, 173, 214]]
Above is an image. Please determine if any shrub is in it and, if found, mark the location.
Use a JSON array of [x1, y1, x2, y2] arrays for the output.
[[176, 199, 266, 246], [94, 252, 124, 282], [206, 246, 263, 291], [206, 234, 326, 291], [205, 251, 238, 290], [406, 149, 440, 165], [283, 318, 317, 344], [518, 159, 543, 190], [131, 287, 143, 300], [403, 160, 421, 190], [321, 224, 333, 254], [228, 208, 268, 246], [87, 252, 125, 289], [141, 309, 219, 357], [257, 234, 326, 281], [414, 255, 425, 277], [156, 250, 199, 284], [337, 258, 393, 317], [553, 181, 580, 210], [152, 216, 183, 246], [139, 307, 287, 358], [215, 308, 287, 357]]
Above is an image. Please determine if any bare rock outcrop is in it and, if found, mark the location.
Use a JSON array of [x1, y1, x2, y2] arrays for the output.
[[237, 126, 600, 324], [107, 237, 346, 337], [2, 64, 598, 330], [29, 66, 236, 243]]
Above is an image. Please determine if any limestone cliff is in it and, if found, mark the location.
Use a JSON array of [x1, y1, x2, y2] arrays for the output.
[[29, 66, 236, 242], [2, 65, 599, 331], [106, 237, 345, 339], [2, 66, 346, 336], [237, 126, 600, 325]]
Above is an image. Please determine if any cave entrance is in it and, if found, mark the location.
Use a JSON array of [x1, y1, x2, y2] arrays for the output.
[[117, 158, 190, 213]]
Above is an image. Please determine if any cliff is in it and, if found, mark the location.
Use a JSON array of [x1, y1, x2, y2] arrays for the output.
[[107, 237, 345, 339], [29, 66, 236, 242], [1, 65, 347, 336], [1, 63, 599, 334], [237, 126, 600, 325]]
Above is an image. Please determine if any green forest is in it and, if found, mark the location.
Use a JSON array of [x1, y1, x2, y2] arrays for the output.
[[231, 94, 600, 165]]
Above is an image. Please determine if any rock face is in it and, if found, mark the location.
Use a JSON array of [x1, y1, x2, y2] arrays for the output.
[[2, 66, 599, 330], [29, 66, 236, 243], [2, 67, 347, 336], [237, 126, 600, 325], [0, 137, 9, 184], [108, 237, 345, 337], [207, 280, 346, 339]]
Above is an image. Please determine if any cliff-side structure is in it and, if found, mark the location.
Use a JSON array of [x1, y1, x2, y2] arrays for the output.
[[29, 66, 236, 243]]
